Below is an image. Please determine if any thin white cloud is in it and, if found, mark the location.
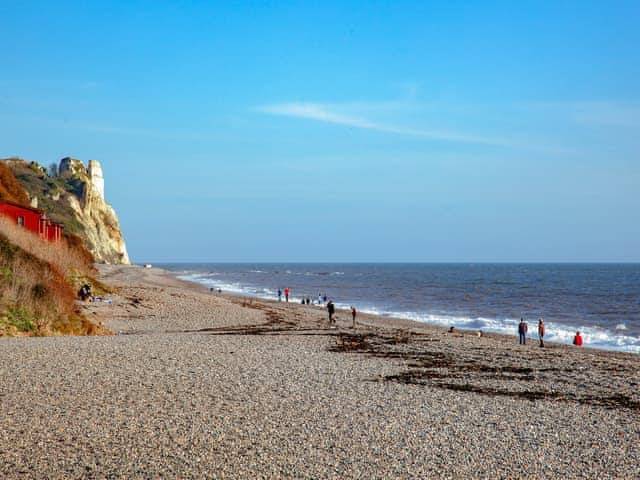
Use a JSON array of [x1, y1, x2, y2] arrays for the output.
[[523, 101, 640, 128], [257, 102, 521, 149], [573, 102, 640, 128], [258, 102, 379, 130]]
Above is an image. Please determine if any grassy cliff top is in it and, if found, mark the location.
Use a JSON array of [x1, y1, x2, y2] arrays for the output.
[[1, 158, 86, 235]]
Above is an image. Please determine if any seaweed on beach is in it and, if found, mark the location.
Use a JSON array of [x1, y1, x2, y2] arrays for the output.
[[329, 330, 640, 412], [180, 298, 640, 413]]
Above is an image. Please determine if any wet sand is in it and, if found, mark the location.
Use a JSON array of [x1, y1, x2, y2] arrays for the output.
[[0, 264, 638, 479]]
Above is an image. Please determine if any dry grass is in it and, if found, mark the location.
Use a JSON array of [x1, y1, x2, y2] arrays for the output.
[[0, 162, 30, 205], [0, 217, 93, 278], [0, 161, 107, 336], [0, 217, 109, 336]]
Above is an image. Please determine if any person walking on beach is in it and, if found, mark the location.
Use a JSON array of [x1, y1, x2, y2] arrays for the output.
[[573, 331, 583, 346], [318, 293, 322, 305], [284, 287, 290, 303], [518, 318, 528, 345], [277, 289, 282, 302], [351, 306, 357, 328], [538, 319, 545, 347], [327, 300, 335, 325]]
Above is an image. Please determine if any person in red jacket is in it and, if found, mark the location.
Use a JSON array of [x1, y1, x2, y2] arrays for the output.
[[538, 319, 546, 347], [284, 287, 290, 303], [573, 331, 583, 346]]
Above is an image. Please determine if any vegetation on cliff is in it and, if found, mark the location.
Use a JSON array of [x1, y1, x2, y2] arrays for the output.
[[0, 162, 30, 206], [3, 158, 86, 234], [2, 157, 130, 264], [0, 164, 109, 336]]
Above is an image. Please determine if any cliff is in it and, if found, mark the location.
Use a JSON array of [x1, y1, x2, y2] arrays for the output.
[[0, 164, 108, 336], [2, 157, 130, 264]]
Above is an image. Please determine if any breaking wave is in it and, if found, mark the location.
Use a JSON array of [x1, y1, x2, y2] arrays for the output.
[[178, 271, 640, 354]]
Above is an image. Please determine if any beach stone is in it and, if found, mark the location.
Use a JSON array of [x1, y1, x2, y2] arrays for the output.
[[0, 265, 638, 479]]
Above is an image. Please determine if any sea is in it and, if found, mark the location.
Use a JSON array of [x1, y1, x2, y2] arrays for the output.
[[157, 263, 640, 354]]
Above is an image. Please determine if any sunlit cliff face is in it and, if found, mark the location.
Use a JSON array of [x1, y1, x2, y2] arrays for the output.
[[62, 159, 130, 265]]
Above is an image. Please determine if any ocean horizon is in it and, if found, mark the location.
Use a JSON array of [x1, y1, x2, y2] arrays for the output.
[[157, 262, 640, 354]]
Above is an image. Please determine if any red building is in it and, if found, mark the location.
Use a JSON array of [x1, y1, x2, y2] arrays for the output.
[[0, 200, 64, 242]]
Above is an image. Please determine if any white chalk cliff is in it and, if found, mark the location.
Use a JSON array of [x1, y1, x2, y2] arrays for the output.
[[58, 157, 130, 264]]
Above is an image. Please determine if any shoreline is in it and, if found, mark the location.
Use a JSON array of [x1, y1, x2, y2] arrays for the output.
[[173, 266, 638, 356], [1, 263, 638, 478], [94, 263, 640, 369]]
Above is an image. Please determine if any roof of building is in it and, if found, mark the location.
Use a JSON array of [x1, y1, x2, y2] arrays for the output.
[[0, 199, 64, 229], [0, 199, 43, 215]]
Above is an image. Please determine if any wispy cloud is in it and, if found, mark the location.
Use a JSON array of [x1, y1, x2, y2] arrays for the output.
[[258, 103, 381, 130], [256, 102, 516, 148], [572, 101, 640, 128], [523, 101, 640, 128]]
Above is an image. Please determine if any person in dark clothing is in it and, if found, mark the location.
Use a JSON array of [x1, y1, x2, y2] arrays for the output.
[[351, 306, 357, 328], [327, 300, 335, 325], [277, 289, 282, 302], [78, 284, 91, 302], [518, 318, 528, 345]]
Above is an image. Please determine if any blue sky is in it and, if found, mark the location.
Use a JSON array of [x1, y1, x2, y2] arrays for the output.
[[1, 1, 639, 262]]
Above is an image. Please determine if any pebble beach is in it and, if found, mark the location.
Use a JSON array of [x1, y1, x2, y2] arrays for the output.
[[1, 265, 639, 479]]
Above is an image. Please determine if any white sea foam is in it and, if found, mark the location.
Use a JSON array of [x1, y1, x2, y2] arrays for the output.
[[178, 274, 640, 354], [179, 274, 283, 302], [367, 310, 640, 354]]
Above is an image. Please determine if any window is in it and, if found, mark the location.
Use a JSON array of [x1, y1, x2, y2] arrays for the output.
[[17, 216, 24, 227]]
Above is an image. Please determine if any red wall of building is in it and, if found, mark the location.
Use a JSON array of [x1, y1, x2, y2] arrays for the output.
[[0, 201, 63, 242], [0, 202, 42, 234], [46, 222, 63, 242]]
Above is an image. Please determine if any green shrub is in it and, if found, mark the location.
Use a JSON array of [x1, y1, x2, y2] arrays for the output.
[[5, 306, 35, 332]]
